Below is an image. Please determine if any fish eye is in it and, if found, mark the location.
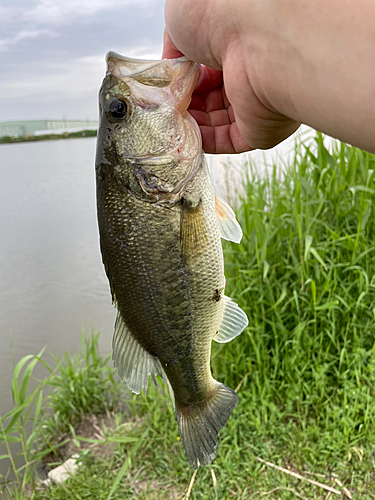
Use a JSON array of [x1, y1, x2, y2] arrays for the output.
[[108, 98, 128, 119]]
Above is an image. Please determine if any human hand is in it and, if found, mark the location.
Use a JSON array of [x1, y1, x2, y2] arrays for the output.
[[163, 37, 251, 154], [163, 0, 375, 155], [162, 3, 300, 154]]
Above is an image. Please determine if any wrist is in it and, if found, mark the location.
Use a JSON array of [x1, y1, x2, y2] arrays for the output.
[[226, 0, 375, 152]]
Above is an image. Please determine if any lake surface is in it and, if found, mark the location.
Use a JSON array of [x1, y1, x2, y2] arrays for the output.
[[0, 138, 116, 418], [0, 128, 318, 419]]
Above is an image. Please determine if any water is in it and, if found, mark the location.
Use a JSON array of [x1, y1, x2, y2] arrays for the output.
[[0, 138, 116, 418], [0, 127, 319, 420]]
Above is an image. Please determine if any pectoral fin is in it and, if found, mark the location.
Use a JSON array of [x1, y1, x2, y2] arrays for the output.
[[180, 199, 208, 260], [214, 295, 248, 343], [112, 312, 163, 394], [215, 194, 243, 243]]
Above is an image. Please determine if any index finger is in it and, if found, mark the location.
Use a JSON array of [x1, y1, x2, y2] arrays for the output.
[[194, 65, 223, 94]]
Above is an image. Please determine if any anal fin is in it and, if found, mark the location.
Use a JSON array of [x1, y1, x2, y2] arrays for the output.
[[113, 312, 163, 394], [214, 295, 248, 343], [215, 194, 243, 243]]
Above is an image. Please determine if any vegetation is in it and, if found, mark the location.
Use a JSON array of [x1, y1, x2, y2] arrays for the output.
[[1, 133, 375, 498], [0, 129, 97, 144], [0, 333, 125, 499]]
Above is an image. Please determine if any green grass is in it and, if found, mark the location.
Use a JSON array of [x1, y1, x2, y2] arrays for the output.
[[0, 332, 124, 499], [38, 332, 123, 452], [2, 133, 375, 499]]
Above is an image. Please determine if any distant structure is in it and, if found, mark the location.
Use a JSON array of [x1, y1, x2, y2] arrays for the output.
[[0, 120, 98, 138]]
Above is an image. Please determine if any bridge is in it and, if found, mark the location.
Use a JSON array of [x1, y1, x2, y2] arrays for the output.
[[0, 119, 98, 138]]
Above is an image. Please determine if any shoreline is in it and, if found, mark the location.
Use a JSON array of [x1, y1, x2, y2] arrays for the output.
[[0, 129, 97, 145]]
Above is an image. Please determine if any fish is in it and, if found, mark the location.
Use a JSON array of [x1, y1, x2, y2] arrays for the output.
[[95, 51, 248, 469]]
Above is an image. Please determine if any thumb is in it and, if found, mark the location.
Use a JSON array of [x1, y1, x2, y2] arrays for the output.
[[162, 28, 184, 59]]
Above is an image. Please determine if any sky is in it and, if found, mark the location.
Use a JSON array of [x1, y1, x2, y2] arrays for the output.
[[0, 0, 166, 122]]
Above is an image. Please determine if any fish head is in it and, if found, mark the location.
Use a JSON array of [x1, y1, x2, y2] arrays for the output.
[[97, 52, 200, 161]]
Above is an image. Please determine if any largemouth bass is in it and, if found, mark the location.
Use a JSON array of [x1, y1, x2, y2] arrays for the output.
[[95, 51, 248, 469]]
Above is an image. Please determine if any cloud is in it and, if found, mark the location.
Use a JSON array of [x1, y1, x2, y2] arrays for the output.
[[122, 43, 164, 60], [0, 55, 104, 99], [24, 0, 156, 24], [0, 0, 165, 120], [0, 29, 58, 52], [0, 42, 163, 100]]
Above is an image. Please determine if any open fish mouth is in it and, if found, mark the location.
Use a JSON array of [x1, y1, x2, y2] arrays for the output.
[[106, 51, 200, 114], [106, 51, 186, 85]]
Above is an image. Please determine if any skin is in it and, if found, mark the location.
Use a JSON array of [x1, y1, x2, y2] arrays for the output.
[[163, 0, 375, 155]]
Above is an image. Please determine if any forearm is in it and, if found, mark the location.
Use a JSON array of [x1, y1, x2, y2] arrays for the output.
[[232, 0, 375, 152]]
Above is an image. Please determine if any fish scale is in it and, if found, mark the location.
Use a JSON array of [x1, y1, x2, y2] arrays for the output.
[[96, 52, 248, 468]]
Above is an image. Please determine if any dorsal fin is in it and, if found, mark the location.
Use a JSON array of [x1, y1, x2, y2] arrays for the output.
[[214, 295, 248, 343], [215, 194, 243, 243]]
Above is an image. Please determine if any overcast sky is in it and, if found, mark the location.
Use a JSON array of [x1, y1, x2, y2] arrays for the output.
[[0, 0, 165, 122]]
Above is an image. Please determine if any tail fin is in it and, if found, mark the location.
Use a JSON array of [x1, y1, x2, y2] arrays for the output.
[[175, 382, 238, 469]]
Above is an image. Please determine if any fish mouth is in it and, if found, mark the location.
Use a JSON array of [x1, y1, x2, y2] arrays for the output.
[[105, 51, 200, 114]]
